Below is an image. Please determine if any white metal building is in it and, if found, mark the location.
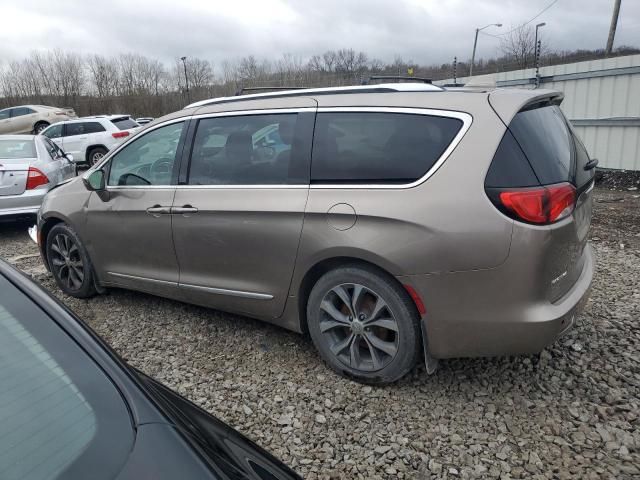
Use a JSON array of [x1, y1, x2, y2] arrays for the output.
[[436, 54, 640, 171]]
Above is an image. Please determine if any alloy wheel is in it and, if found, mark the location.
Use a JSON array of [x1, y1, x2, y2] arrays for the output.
[[91, 151, 105, 165], [319, 283, 399, 372], [49, 233, 85, 291]]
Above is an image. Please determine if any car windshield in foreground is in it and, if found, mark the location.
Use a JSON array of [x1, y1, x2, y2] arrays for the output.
[[0, 139, 36, 159], [111, 117, 139, 130], [0, 274, 134, 480]]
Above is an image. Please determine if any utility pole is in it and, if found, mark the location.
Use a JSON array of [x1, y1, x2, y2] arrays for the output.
[[453, 57, 457, 85], [534, 22, 546, 86], [180, 56, 190, 102], [606, 0, 622, 56], [470, 23, 502, 77], [535, 41, 542, 88]]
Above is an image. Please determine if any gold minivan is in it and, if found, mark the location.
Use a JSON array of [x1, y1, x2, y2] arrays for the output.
[[35, 84, 595, 384]]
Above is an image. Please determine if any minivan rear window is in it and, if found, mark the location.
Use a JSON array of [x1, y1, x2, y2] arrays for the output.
[[507, 105, 572, 185], [311, 112, 463, 184]]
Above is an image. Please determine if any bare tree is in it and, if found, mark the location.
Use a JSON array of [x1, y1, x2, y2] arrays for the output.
[[87, 54, 119, 97], [500, 25, 547, 69], [187, 57, 214, 89]]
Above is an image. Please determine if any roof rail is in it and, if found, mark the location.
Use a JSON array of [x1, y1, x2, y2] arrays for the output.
[[363, 75, 432, 85], [186, 82, 443, 109], [235, 86, 307, 96]]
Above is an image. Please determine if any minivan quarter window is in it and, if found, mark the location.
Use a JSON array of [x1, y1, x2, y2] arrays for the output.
[[107, 121, 184, 187], [311, 111, 463, 184], [188, 113, 309, 185]]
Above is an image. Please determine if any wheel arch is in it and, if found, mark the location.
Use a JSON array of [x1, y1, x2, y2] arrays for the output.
[[39, 216, 66, 270], [85, 145, 108, 163], [295, 255, 422, 335]]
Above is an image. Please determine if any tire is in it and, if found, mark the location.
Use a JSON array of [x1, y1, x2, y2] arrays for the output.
[[46, 223, 97, 298], [33, 121, 49, 134], [306, 265, 421, 384], [88, 147, 108, 166]]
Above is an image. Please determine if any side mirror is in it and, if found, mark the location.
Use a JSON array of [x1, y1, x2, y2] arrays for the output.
[[84, 169, 106, 191]]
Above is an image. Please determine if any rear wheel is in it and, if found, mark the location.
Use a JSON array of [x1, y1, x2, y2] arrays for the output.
[[307, 265, 421, 384], [88, 147, 108, 166], [46, 223, 97, 298], [33, 121, 49, 134]]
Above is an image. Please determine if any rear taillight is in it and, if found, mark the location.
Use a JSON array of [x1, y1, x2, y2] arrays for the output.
[[493, 182, 576, 225], [26, 167, 49, 190], [112, 131, 130, 139]]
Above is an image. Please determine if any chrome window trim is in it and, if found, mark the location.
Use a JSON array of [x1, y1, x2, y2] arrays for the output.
[[190, 107, 316, 119], [310, 107, 472, 190], [89, 106, 472, 191], [179, 283, 274, 300]]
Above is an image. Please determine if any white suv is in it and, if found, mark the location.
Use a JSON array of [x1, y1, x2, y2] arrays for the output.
[[41, 115, 140, 165]]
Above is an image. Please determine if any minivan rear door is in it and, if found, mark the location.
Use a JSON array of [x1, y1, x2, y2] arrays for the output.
[[171, 103, 316, 319], [491, 98, 595, 301]]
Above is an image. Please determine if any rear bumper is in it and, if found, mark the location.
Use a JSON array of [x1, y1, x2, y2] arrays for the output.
[[0, 189, 47, 217], [399, 244, 594, 359]]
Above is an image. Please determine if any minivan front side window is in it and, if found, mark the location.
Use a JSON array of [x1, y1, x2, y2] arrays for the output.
[[107, 122, 184, 187]]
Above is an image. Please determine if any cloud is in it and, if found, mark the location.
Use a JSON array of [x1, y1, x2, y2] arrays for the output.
[[0, 0, 638, 67]]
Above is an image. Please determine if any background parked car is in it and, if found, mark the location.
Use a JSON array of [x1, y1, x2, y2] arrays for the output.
[[0, 135, 76, 217], [41, 115, 140, 165], [0, 259, 301, 480], [0, 105, 77, 134], [136, 117, 154, 125]]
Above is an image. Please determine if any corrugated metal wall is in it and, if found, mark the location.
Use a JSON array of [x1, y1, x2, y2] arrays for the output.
[[437, 54, 640, 171]]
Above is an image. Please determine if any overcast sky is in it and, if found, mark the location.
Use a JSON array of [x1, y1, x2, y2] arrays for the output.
[[0, 0, 638, 67]]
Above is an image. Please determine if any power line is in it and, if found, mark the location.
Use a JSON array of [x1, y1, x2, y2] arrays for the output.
[[494, 0, 559, 36]]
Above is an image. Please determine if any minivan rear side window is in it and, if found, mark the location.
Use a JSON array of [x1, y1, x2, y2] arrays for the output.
[[188, 113, 311, 185], [311, 112, 463, 184]]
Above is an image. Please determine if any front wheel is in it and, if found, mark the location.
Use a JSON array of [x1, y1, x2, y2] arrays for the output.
[[46, 223, 97, 298], [307, 265, 421, 384]]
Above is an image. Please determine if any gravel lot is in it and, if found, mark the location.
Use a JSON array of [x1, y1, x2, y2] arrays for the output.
[[1, 187, 639, 479]]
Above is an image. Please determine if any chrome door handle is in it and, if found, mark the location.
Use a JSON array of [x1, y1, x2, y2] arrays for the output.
[[146, 205, 172, 215], [172, 206, 199, 214]]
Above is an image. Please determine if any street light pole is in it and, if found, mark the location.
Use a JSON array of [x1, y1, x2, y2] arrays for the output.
[[470, 23, 502, 77], [180, 56, 190, 102]]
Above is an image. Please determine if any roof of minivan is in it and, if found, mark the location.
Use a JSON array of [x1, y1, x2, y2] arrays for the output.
[[147, 86, 563, 129]]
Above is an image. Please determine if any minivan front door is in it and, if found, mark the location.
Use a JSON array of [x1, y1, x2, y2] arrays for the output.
[[84, 121, 187, 296], [171, 108, 315, 318]]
